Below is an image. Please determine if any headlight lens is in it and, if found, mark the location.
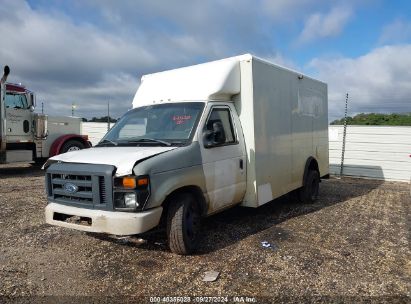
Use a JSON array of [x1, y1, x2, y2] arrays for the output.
[[124, 193, 137, 208], [114, 192, 139, 210]]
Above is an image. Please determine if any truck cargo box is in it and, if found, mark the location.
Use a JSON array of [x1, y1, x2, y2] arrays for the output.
[[235, 56, 328, 207]]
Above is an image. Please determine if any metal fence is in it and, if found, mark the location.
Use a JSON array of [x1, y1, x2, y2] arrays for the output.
[[329, 125, 411, 182], [82, 122, 114, 146], [83, 122, 411, 182]]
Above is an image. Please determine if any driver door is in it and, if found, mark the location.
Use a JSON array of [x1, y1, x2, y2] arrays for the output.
[[199, 104, 246, 214]]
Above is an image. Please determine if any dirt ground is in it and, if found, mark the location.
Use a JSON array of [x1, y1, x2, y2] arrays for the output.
[[0, 164, 410, 303]]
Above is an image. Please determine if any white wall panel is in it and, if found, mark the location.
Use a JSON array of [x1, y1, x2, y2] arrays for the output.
[[82, 122, 113, 146], [329, 126, 411, 182]]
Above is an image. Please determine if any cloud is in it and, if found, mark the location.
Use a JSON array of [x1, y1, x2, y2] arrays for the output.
[[0, 0, 376, 121], [0, 0, 281, 118], [379, 18, 411, 44], [308, 44, 411, 121], [0, 0, 159, 118], [297, 6, 353, 44], [262, 0, 327, 21]]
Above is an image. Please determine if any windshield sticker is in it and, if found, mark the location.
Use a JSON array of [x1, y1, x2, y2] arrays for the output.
[[173, 115, 192, 125]]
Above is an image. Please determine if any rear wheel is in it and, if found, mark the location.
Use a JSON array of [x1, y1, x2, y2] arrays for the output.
[[60, 140, 85, 154], [298, 170, 320, 203], [167, 193, 201, 255]]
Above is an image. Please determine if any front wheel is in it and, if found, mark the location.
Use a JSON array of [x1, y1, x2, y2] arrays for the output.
[[298, 170, 320, 203], [60, 140, 85, 154], [167, 193, 201, 255]]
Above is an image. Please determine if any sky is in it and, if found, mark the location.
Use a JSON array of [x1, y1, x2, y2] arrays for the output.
[[1, 0, 410, 121]]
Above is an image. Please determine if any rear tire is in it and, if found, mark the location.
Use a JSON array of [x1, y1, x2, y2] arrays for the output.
[[167, 193, 201, 255], [60, 140, 85, 154], [298, 170, 320, 203]]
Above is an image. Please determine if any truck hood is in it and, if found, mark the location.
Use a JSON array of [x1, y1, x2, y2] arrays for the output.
[[46, 146, 177, 176]]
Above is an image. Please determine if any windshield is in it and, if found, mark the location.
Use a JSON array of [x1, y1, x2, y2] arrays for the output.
[[5, 93, 29, 109], [99, 102, 205, 146]]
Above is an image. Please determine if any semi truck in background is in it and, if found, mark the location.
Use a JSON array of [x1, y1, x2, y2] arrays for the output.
[[0, 66, 90, 164], [43, 54, 329, 255]]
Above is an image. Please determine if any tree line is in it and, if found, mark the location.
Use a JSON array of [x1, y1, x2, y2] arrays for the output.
[[330, 113, 411, 126], [81, 116, 117, 123]]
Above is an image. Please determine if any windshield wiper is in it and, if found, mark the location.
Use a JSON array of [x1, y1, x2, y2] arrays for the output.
[[96, 139, 118, 146], [127, 138, 171, 146]]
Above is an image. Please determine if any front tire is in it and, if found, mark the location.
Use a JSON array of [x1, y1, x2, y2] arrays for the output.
[[298, 170, 320, 203], [167, 193, 201, 255]]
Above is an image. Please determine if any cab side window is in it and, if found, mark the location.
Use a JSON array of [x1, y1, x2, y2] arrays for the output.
[[204, 108, 236, 145]]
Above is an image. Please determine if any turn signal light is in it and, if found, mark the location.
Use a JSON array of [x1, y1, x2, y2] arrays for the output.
[[122, 177, 136, 189], [137, 177, 149, 187]]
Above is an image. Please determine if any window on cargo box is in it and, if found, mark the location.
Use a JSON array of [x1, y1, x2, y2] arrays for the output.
[[205, 108, 235, 144]]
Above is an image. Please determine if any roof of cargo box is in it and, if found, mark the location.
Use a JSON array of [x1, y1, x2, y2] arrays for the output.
[[132, 54, 253, 107], [132, 54, 324, 107]]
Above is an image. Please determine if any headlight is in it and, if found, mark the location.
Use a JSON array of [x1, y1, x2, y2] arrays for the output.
[[114, 192, 139, 210], [124, 193, 137, 208], [113, 175, 150, 211]]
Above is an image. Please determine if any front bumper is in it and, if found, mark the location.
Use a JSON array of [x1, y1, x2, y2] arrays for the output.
[[45, 203, 162, 235]]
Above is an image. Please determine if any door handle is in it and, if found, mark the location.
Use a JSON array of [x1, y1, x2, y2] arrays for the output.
[[239, 159, 243, 170]]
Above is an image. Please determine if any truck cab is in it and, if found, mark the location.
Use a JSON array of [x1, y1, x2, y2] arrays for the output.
[[4, 83, 35, 141], [44, 54, 328, 255], [0, 66, 90, 164]]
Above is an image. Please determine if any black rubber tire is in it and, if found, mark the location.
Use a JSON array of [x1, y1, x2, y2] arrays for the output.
[[166, 193, 201, 255], [298, 170, 320, 203], [60, 140, 85, 154]]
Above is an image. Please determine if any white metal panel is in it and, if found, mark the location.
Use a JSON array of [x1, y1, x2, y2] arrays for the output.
[[49, 146, 177, 177], [234, 58, 257, 206], [329, 125, 411, 181], [82, 122, 114, 146], [132, 55, 249, 107], [332, 126, 411, 135], [6, 150, 33, 163], [241, 57, 328, 207]]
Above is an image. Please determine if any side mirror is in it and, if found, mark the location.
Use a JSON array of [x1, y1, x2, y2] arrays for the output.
[[203, 121, 226, 148], [29, 93, 36, 108], [29, 105, 35, 112], [212, 121, 226, 144], [203, 130, 215, 148]]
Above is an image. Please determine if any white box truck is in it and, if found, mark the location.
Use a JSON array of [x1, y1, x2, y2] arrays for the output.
[[44, 54, 328, 254]]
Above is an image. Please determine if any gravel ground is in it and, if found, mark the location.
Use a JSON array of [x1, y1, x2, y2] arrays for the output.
[[0, 164, 410, 303]]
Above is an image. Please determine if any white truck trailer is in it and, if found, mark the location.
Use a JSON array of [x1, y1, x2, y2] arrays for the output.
[[44, 54, 328, 254], [0, 66, 90, 164]]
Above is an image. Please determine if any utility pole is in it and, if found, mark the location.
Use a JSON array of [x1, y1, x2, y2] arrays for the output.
[[107, 100, 110, 131], [71, 102, 76, 117], [340, 93, 349, 177]]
